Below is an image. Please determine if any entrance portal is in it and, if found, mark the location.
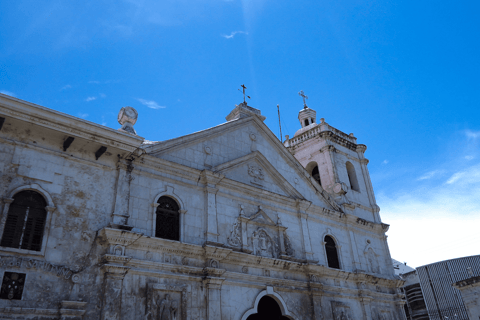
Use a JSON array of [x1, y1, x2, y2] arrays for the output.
[[246, 296, 290, 320]]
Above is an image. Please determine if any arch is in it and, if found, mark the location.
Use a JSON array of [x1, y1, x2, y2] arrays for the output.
[[324, 235, 341, 269], [152, 186, 187, 240], [241, 287, 297, 320], [306, 161, 322, 187], [346, 161, 360, 192], [304, 119, 309, 127], [0, 184, 56, 255], [7, 184, 54, 207], [156, 196, 180, 241]]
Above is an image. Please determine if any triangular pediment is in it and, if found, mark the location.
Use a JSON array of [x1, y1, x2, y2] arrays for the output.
[[144, 115, 342, 212], [213, 151, 304, 199], [246, 207, 277, 226]]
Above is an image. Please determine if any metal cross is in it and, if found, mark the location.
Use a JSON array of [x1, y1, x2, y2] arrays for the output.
[[298, 90, 308, 109], [238, 84, 250, 103]]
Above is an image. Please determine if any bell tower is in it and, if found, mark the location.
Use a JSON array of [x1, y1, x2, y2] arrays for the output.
[[284, 101, 381, 223]]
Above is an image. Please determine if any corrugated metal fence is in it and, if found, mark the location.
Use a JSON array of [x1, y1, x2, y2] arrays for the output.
[[416, 255, 480, 320]]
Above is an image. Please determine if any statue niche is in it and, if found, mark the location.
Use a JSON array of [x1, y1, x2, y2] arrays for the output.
[[252, 228, 277, 258], [146, 294, 179, 320], [146, 284, 187, 320]]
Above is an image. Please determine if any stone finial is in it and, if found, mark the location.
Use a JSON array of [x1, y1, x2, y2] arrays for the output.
[[117, 106, 138, 135]]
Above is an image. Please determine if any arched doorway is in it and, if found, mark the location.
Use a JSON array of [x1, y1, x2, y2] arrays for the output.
[[246, 296, 289, 320]]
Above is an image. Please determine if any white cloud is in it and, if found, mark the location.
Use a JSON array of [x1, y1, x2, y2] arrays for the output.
[[222, 31, 247, 39], [417, 170, 443, 181], [465, 129, 480, 139], [137, 98, 165, 109], [61, 85, 72, 90], [85, 96, 97, 102], [465, 155, 474, 160], [382, 160, 388, 165], [381, 162, 480, 267], [99, 93, 107, 98], [77, 113, 89, 119], [0, 90, 16, 97]]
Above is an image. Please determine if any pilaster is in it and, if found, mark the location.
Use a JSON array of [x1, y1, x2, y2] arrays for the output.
[[100, 265, 129, 320], [200, 170, 224, 246], [111, 161, 134, 230], [297, 200, 317, 262], [204, 277, 225, 320]]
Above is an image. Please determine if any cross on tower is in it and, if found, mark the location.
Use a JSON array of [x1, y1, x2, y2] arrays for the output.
[[298, 90, 308, 109], [238, 84, 251, 103]]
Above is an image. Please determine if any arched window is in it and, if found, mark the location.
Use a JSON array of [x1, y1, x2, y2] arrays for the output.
[[0, 191, 47, 251], [304, 119, 309, 127], [346, 161, 359, 192], [311, 166, 321, 186], [325, 235, 340, 269], [155, 196, 180, 241]]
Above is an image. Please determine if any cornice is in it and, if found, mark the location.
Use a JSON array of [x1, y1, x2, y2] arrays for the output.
[[0, 94, 143, 152]]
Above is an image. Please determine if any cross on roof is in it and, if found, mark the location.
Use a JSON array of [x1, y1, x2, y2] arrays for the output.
[[298, 90, 308, 109], [238, 84, 251, 103]]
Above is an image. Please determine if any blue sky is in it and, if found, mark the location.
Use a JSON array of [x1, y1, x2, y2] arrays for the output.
[[1, 0, 480, 267]]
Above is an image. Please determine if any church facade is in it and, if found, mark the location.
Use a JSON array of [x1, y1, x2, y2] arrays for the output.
[[0, 92, 405, 320]]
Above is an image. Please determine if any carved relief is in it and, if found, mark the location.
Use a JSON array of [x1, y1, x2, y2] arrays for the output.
[[264, 269, 270, 277], [181, 257, 188, 266], [248, 164, 265, 185], [331, 301, 353, 320], [208, 259, 219, 268], [146, 284, 187, 320], [252, 229, 277, 258], [242, 266, 248, 274], [227, 220, 241, 248]]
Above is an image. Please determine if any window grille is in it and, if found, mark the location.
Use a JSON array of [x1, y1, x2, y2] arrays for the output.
[[0, 191, 47, 251], [155, 196, 180, 241], [325, 235, 340, 269]]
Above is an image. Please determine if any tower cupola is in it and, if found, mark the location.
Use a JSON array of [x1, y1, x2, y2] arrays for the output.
[[298, 107, 316, 128]]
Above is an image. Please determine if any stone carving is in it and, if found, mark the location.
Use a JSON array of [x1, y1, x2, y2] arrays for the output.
[[264, 269, 270, 277], [146, 284, 187, 320], [118, 106, 138, 135], [0, 255, 74, 280], [227, 220, 242, 248], [331, 301, 352, 320], [181, 257, 188, 266], [145, 294, 179, 320], [112, 245, 125, 256], [310, 274, 318, 283], [208, 259, 219, 268], [366, 248, 380, 274], [283, 231, 295, 257], [372, 308, 392, 320], [252, 229, 277, 258], [248, 164, 265, 184], [242, 266, 248, 274], [164, 254, 171, 264]]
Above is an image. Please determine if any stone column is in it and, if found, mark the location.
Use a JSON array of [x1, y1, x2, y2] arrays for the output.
[[111, 161, 134, 230], [100, 266, 129, 320], [297, 200, 316, 262], [200, 170, 224, 247], [356, 145, 380, 222], [204, 277, 225, 320], [319, 145, 339, 190]]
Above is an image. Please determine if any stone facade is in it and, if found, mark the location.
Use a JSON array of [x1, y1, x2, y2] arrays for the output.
[[0, 94, 405, 319]]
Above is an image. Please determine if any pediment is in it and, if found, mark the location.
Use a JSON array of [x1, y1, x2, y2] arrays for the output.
[[213, 151, 304, 199], [246, 206, 277, 226]]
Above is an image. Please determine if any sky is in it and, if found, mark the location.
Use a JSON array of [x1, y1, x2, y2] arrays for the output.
[[1, 0, 479, 268]]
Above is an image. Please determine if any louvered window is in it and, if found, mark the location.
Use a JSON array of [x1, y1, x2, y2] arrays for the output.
[[325, 235, 340, 269], [1, 191, 47, 251], [155, 196, 180, 241]]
